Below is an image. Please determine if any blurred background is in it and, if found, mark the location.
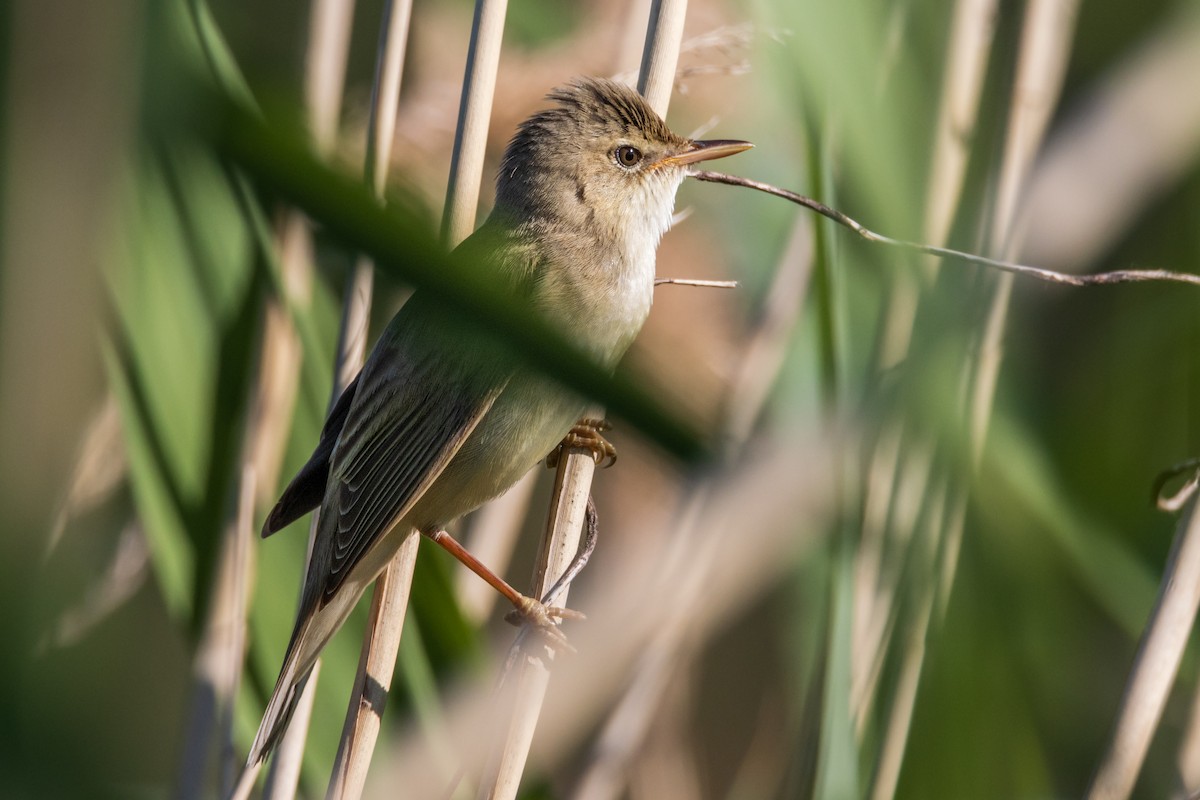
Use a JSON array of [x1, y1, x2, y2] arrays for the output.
[[2, 0, 1199, 797]]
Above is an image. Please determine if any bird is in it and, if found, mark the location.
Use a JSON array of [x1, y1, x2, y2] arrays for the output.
[[247, 76, 751, 765]]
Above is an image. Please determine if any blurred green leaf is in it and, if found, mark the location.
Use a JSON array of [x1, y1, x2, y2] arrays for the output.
[[108, 151, 218, 505], [982, 413, 1159, 635], [103, 341, 195, 619]]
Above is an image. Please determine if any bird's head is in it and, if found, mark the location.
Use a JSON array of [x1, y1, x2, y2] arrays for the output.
[[495, 77, 751, 248]]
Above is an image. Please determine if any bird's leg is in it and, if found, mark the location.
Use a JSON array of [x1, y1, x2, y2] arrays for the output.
[[546, 418, 616, 468], [424, 529, 583, 651]]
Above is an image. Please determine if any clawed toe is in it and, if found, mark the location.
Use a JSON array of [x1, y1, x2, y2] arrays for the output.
[[504, 595, 585, 653], [547, 418, 617, 469]]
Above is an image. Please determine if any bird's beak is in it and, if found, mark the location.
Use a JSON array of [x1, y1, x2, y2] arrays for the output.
[[659, 139, 754, 168]]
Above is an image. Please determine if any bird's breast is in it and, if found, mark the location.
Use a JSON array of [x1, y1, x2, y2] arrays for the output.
[[535, 244, 656, 365]]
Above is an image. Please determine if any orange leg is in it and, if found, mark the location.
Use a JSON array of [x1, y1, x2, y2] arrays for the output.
[[425, 529, 584, 651]]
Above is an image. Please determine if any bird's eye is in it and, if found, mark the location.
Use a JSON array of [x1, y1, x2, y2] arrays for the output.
[[614, 145, 643, 168]]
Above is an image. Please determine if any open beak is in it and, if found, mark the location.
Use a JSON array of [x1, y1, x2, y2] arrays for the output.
[[659, 139, 754, 168]]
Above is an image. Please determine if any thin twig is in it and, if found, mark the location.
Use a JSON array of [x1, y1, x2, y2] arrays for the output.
[[689, 170, 1200, 288], [653, 277, 738, 288]]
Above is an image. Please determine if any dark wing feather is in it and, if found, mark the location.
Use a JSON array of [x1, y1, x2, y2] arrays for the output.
[[261, 373, 362, 537], [311, 299, 508, 603]]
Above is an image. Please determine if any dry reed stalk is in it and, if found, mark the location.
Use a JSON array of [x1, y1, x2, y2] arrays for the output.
[[1088, 497, 1200, 800], [243, 0, 354, 506], [325, 0, 518, 792], [252, 2, 359, 796], [442, 0, 509, 246], [326, 535, 420, 798], [261, 661, 321, 799], [187, 0, 355, 772], [868, 3, 1080, 797], [318, 3, 418, 797], [615, 0, 654, 74], [1177, 641, 1200, 791], [472, 5, 688, 796], [247, 0, 353, 520], [636, 0, 688, 112], [310, 0, 508, 791], [480, 455, 596, 800], [178, 470, 256, 800]]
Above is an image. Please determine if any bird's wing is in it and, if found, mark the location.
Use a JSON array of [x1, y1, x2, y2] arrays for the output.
[[261, 372, 361, 538], [311, 299, 510, 604]]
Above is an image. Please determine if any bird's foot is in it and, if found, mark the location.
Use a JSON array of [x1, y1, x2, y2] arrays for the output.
[[504, 595, 585, 653], [547, 418, 616, 468]]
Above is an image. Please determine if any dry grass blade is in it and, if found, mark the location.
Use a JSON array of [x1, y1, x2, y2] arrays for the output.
[[1088, 498, 1200, 800], [244, 0, 356, 511], [925, 0, 998, 252], [46, 394, 126, 554], [179, 470, 255, 800], [1022, 4, 1200, 271]]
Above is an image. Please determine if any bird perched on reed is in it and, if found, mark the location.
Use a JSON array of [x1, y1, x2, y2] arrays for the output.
[[247, 76, 751, 765]]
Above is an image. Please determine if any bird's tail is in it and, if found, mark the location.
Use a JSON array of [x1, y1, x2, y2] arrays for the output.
[[246, 615, 316, 766], [245, 574, 366, 767]]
